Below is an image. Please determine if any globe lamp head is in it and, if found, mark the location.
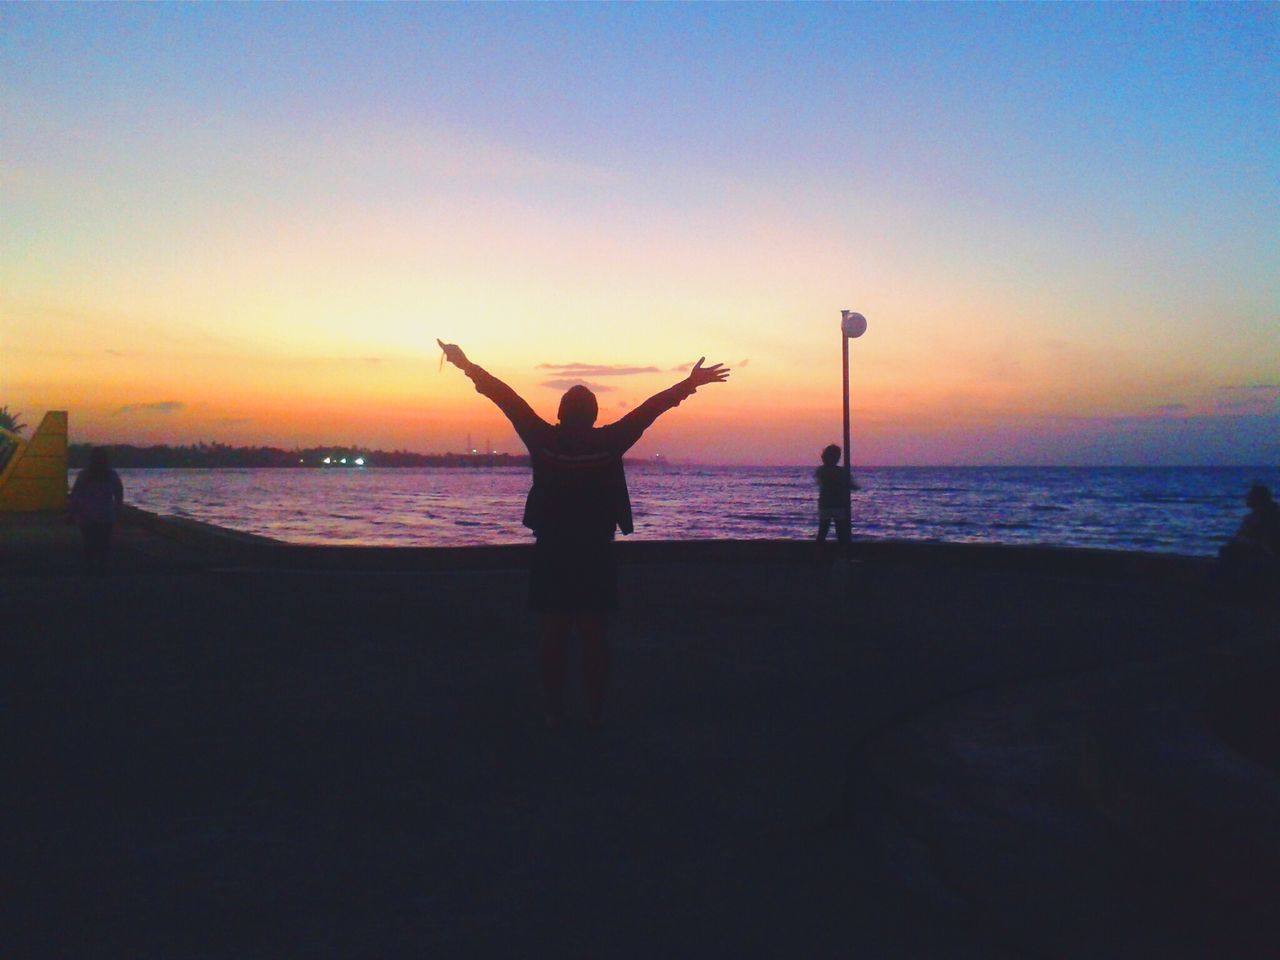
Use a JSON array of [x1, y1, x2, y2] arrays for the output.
[[840, 310, 867, 338]]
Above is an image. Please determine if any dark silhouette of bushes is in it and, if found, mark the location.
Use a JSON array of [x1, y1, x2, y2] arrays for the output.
[[67, 442, 528, 469]]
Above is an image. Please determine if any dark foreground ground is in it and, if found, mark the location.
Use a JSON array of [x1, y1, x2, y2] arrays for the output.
[[4, 514, 1279, 958]]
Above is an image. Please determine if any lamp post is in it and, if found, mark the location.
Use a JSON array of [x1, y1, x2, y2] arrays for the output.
[[840, 310, 867, 547]]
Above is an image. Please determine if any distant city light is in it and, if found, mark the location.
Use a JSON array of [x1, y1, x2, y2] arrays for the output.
[[340, 457, 347, 464], [322, 456, 331, 464], [354, 457, 365, 466]]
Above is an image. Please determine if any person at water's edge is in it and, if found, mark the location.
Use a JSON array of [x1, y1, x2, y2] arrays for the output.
[[439, 340, 730, 727], [1214, 482, 1280, 600], [68, 447, 125, 576], [815, 443, 857, 552]]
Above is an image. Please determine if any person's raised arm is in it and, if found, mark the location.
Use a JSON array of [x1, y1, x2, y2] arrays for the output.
[[438, 340, 547, 444], [610, 357, 730, 453]]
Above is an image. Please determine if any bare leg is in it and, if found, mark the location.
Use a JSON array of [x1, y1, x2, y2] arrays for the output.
[[539, 615, 571, 727], [817, 517, 831, 543], [579, 615, 610, 727]]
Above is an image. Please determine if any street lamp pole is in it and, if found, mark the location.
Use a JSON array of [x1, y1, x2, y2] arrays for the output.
[[840, 310, 867, 547]]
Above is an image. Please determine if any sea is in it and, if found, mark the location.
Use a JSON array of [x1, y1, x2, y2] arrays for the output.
[[105, 465, 1280, 557]]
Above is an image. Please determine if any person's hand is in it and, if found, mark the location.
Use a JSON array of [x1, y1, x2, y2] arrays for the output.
[[437, 339, 471, 371], [684, 357, 730, 389]]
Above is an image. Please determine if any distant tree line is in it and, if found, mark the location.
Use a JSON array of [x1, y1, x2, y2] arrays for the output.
[[68, 442, 530, 469]]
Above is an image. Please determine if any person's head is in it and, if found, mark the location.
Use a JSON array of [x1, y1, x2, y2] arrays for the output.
[[85, 447, 110, 479], [821, 444, 841, 467], [557, 385, 598, 429], [1246, 483, 1274, 512]]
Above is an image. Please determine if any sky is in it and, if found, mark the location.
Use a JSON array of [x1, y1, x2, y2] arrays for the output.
[[2, 3, 1277, 465]]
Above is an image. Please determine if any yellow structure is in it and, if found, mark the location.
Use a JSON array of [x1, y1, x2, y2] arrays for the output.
[[0, 411, 69, 512]]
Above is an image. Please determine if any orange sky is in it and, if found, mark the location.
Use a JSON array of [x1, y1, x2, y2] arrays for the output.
[[3, 5, 1277, 464]]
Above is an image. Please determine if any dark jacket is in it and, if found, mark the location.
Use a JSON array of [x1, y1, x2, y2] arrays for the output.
[[815, 464, 851, 509], [466, 365, 695, 537], [70, 468, 124, 524]]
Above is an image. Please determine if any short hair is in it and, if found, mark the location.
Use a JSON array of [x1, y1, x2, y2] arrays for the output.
[[558, 385, 598, 427], [85, 446, 112, 480], [822, 444, 841, 464]]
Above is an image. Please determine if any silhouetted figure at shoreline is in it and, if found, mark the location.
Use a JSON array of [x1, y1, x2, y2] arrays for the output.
[[1215, 483, 1280, 601], [68, 447, 124, 576], [815, 443, 856, 552], [439, 340, 729, 727]]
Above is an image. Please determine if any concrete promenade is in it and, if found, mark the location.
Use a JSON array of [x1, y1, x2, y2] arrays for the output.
[[4, 510, 1278, 957]]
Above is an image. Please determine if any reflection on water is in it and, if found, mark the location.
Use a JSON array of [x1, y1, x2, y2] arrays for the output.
[[106, 465, 1280, 556]]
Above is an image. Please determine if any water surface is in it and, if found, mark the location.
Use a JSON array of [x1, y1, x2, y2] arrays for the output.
[[108, 465, 1279, 556]]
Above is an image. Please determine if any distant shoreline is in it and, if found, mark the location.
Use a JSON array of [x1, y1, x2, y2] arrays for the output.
[[69, 443, 1276, 472], [68, 443, 532, 470]]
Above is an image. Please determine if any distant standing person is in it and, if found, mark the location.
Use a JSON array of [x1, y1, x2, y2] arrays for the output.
[[438, 339, 730, 727], [815, 443, 857, 548], [1217, 483, 1280, 593], [1222, 484, 1280, 557], [69, 447, 124, 576]]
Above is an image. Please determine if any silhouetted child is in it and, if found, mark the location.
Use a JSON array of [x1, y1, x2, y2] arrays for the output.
[[68, 447, 124, 576], [815, 444, 856, 548]]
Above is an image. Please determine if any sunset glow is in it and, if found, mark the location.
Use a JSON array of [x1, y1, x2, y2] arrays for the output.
[[3, 4, 1277, 464]]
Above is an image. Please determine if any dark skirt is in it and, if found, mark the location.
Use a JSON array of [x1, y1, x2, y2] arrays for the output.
[[529, 533, 618, 614]]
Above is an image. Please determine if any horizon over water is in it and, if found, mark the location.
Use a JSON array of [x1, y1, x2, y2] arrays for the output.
[[106, 464, 1280, 557]]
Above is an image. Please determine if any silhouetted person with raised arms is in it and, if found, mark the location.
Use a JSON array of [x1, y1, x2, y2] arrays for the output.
[[438, 340, 729, 727], [68, 447, 124, 576]]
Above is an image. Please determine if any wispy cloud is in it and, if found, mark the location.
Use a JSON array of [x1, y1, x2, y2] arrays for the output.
[[1216, 398, 1271, 414], [1213, 384, 1279, 415], [537, 363, 661, 377], [114, 401, 185, 415], [539, 379, 617, 393], [670, 358, 736, 373]]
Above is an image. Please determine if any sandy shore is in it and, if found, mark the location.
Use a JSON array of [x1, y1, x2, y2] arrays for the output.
[[4, 511, 1278, 957]]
